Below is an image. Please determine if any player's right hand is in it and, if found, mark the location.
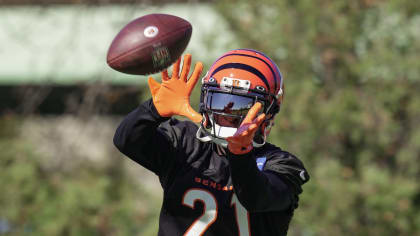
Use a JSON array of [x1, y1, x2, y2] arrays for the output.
[[226, 102, 266, 155], [147, 54, 203, 123]]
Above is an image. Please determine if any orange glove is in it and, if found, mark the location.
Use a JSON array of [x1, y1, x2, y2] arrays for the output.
[[226, 102, 266, 155], [148, 54, 203, 123]]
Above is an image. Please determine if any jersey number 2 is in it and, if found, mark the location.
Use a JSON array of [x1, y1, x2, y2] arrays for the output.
[[182, 188, 251, 236]]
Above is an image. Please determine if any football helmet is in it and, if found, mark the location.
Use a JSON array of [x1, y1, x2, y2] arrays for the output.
[[196, 49, 284, 147]]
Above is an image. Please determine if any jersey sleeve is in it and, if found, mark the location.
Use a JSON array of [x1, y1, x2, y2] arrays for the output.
[[263, 151, 309, 196], [113, 99, 181, 179], [227, 148, 309, 213]]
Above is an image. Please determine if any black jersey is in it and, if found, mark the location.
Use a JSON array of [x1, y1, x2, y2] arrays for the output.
[[113, 99, 309, 236]]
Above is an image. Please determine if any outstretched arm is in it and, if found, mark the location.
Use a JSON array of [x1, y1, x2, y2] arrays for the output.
[[113, 54, 203, 176], [226, 103, 309, 212]]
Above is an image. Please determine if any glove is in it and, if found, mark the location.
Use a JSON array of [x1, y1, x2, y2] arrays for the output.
[[226, 102, 266, 155], [148, 54, 203, 123]]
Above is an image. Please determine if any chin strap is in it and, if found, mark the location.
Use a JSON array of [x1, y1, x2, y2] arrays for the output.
[[252, 119, 274, 147], [251, 127, 267, 148], [252, 140, 265, 148]]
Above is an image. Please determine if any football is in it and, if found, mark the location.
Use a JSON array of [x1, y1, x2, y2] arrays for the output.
[[106, 13, 192, 75]]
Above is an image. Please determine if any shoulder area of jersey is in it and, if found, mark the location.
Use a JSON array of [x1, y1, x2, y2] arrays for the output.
[[255, 143, 303, 162]]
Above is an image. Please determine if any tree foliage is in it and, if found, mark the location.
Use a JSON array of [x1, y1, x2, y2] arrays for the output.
[[0, 117, 160, 236], [213, 0, 420, 235]]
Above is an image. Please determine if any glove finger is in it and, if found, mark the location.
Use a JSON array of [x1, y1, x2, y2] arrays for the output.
[[180, 54, 192, 82], [148, 77, 161, 97], [253, 113, 266, 128], [172, 57, 181, 79], [242, 102, 263, 124], [244, 115, 265, 138], [246, 124, 259, 138], [161, 70, 169, 81], [241, 130, 250, 137], [187, 61, 203, 93], [248, 124, 258, 133]]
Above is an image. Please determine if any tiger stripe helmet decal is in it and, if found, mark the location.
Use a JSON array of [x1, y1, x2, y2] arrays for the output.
[[204, 49, 283, 96]]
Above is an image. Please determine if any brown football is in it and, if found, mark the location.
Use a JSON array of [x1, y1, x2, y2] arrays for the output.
[[106, 14, 192, 75]]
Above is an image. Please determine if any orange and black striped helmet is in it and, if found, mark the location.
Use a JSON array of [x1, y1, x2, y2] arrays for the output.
[[204, 49, 283, 98], [200, 49, 284, 116], [197, 49, 284, 146]]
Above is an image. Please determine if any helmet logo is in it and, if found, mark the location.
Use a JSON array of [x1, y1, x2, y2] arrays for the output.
[[220, 77, 251, 92]]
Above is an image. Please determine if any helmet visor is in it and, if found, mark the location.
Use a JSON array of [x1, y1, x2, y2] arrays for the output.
[[205, 91, 261, 128]]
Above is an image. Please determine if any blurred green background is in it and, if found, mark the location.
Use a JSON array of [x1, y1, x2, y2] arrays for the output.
[[1, 0, 420, 235]]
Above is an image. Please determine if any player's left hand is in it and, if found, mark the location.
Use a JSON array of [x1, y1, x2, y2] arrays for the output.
[[148, 54, 203, 123], [226, 102, 266, 155]]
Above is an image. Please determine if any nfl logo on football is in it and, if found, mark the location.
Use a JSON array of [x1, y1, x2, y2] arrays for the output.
[[151, 45, 171, 69]]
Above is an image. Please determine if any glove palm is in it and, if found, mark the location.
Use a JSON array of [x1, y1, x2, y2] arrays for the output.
[[148, 54, 203, 123], [226, 102, 266, 154]]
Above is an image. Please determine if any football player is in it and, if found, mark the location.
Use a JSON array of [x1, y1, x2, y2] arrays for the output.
[[113, 49, 309, 235]]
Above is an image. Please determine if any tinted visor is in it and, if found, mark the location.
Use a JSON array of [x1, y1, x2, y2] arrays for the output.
[[205, 92, 261, 128]]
